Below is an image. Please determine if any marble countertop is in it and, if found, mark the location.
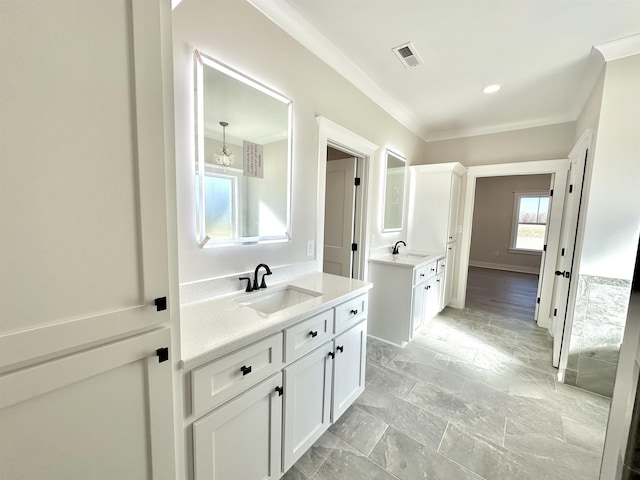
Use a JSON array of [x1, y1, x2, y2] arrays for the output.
[[180, 272, 372, 371], [369, 250, 445, 268]]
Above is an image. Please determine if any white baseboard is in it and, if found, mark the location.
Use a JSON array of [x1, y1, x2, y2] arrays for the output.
[[469, 260, 539, 275]]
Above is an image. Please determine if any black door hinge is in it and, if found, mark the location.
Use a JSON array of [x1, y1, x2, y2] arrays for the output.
[[154, 297, 167, 312], [537, 297, 540, 304], [549, 189, 554, 197], [569, 184, 574, 193], [156, 347, 169, 363], [354, 177, 361, 186], [352, 243, 358, 252], [553, 308, 558, 317], [561, 248, 565, 256], [543, 244, 547, 252], [275, 386, 284, 396]]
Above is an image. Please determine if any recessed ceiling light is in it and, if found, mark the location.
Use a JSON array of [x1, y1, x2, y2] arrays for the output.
[[482, 84, 501, 94]]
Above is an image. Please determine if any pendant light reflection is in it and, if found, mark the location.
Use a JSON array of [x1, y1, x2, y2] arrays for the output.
[[215, 121, 234, 167]]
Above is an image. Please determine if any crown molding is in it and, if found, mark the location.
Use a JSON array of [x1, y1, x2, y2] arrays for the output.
[[424, 114, 576, 142], [594, 33, 640, 62], [247, 0, 424, 138]]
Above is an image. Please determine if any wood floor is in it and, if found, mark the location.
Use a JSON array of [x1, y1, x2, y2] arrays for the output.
[[466, 266, 539, 321]]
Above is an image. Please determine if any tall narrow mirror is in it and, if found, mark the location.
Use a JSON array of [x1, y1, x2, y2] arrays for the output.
[[194, 50, 292, 246], [382, 150, 406, 232]]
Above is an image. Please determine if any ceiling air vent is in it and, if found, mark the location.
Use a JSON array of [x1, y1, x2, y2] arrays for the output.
[[392, 42, 423, 68]]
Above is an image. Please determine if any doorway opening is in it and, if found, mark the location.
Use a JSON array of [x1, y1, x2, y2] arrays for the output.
[[322, 145, 362, 278], [315, 116, 378, 281], [466, 174, 553, 322]]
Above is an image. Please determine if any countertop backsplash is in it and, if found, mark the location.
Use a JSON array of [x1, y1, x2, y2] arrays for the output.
[[179, 260, 317, 304]]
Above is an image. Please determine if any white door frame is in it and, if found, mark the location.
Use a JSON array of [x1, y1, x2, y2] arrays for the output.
[[455, 159, 570, 330], [316, 116, 378, 281], [557, 129, 595, 376]]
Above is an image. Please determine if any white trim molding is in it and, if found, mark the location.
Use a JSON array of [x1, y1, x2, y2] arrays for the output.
[[455, 159, 570, 330], [468, 261, 540, 275], [315, 116, 379, 281]]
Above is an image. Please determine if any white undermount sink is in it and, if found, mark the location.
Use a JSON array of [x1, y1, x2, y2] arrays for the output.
[[237, 285, 322, 314]]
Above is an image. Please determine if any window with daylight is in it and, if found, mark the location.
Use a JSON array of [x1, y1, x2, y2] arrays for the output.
[[196, 169, 241, 242], [510, 192, 550, 252]]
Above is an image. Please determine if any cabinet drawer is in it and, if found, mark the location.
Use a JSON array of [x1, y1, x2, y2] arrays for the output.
[[192, 333, 283, 418], [426, 261, 437, 278], [284, 309, 333, 362], [413, 265, 428, 285], [436, 258, 446, 275], [334, 294, 367, 334]]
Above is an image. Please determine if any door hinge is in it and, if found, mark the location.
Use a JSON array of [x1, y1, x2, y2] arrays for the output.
[[543, 244, 547, 252], [561, 247, 565, 256], [275, 386, 284, 396], [156, 347, 169, 363], [351, 243, 358, 252], [354, 177, 361, 186], [537, 297, 540, 304], [154, 296, 167, 312], [553, 308, 558, 317], [549, 189, 554, 197], [569, 184, 574, 193]]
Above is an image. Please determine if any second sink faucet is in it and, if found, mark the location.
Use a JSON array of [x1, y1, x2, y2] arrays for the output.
[[253, 263, 272, 290], [392, 241, 406, 255]]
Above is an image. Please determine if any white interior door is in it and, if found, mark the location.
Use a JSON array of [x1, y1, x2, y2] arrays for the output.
[[532, 176, 555, 321], [323, 158, 357, 277], [551, 144, 590, 366]]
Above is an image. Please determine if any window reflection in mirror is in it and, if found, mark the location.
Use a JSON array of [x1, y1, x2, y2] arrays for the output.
[[194, 50, 292, 246], [382, 150, 406, 232]]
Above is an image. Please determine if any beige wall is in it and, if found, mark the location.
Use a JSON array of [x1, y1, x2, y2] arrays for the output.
[[173, 0, 427, 284], [420, 122, 576, 167], [470, 174, 552, 273]]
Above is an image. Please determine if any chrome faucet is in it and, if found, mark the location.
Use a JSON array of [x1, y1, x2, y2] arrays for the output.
[[392, 241, 406, 255], [253, 263, 272, 290]]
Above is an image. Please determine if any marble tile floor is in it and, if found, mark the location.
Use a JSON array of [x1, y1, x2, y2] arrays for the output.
[[282, 307, 611, 480]]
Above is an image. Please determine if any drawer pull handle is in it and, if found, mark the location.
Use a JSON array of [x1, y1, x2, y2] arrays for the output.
[[420, 273, 425, 277], [336, 345, 344, 353], [309, 330, 318, 338], [350, 309, 358, 315], [328, 351, 335, 359], [275, 386, 284, 396], [240, 365, 252, 376]]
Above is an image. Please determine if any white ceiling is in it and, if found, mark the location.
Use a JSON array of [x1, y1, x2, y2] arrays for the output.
[[249, 0, 640, 141]]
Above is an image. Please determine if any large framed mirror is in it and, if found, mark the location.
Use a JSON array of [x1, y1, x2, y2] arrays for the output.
[[382, 150, 406, 232], [194, 50, 292, 246]]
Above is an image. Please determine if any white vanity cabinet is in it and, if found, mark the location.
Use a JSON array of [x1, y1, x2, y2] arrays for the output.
[[193, 373, 283, 480], [183, 282, 370, 480], [282, 318, 366, 471], [332, 320, 367, 420], [368, 257, 441, 347]]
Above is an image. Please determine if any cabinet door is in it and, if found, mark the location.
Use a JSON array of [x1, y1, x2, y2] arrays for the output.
[[447, 173, 462, 243], [332, 321, 367, 421], [193, 373, 283, 480], [0, 328, 175, 480], [411, 282, 426, 338], [424, 281, 438, 322], [283, 343, 333, 471], [0, 0, 170, 370], [443, 243, 456, 307]]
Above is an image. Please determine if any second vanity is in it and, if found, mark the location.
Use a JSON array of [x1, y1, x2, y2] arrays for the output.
[[180, 272, 371, 480], [368, 252, 446, 347]]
